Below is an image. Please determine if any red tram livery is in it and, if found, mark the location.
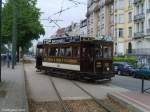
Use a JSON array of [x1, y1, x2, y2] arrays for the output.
[[36, 36, 114, 81]]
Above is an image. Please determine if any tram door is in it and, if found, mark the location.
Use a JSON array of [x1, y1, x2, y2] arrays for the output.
[[80, 42, 94, 72]]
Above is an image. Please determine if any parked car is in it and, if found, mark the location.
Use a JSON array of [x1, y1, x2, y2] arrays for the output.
[[113, 62, 135, 76], [134, 65, 150, 79]]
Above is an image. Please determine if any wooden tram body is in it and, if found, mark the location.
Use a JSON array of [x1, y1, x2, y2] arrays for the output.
[[36, 36, 114, 81]]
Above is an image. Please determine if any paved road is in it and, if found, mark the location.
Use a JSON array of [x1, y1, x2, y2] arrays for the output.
[[110, 75, 150, 91], [25, 56, 150, 92]]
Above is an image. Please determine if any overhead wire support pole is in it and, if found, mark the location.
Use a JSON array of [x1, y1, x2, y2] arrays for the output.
[[0, 0, 2, 82], [12, 0, 17, 69], [48, 17, 69, 37]]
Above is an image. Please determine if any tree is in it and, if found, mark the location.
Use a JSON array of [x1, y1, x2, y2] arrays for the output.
[[2, 0, 45, 60]]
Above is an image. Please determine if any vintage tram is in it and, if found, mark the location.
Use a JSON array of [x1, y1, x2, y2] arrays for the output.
[[36, 36, 114, 81]]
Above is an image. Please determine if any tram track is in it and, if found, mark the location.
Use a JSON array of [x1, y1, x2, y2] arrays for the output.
[[49, 74, 113, 112], [71, 81, 114, 112], [49, 76, 72, 112]]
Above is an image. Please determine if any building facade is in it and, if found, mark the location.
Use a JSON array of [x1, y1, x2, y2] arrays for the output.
[[80, 19, 87, 37], [65, 22, 80, 36], [114, 0, 134, 55], [87, 0, 100, 37], [99, 0, 114, 37], [56, 28, 66, 37], [127, 0, 150, 64], [131, 0, 150, 56]]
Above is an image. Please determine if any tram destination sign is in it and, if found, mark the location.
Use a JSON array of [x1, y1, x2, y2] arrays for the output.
[[51, 36, 80, 44]]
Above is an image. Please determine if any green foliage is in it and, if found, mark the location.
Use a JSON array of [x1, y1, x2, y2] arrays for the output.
[[1, 44, 8, 53], [113, 56, 137, 65], [2, 0, 45, 50]]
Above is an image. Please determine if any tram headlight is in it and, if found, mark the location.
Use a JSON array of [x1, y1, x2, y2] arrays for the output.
[[107, 67, 110, 71]]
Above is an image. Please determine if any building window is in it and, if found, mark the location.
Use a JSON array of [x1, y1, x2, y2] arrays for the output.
[[136, 23, 140, 32], [141, 3, 144, 13], [141, 22, 144, 32], [111, 26, 114, 36], [128, 12, 132, 22], [148, 19, 150, 28], [128, 0, 132, 7], [128, 42, 132, 54], [117, 0, 124, 9], [149, 0, 150, 9], [115, 29, 117, 38], [115, 1, 117, 10], [115, 15, 117, 24], [111, 15, 114, 24], [119, 28, 124, 37], [128, 27, 132, 37], [118, 14, 124, 23], [136, 5, 140, 14]]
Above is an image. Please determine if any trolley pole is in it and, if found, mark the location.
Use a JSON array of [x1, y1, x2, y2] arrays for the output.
[[12, 0, 17, 69], [0, 0, 2, 82]]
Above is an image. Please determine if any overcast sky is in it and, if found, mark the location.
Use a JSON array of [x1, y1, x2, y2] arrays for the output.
[[36, 0, 87, 43]]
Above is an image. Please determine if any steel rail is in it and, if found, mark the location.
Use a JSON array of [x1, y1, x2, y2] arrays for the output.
[[72, 81, 114, 112], [49, 76, 71, 112]]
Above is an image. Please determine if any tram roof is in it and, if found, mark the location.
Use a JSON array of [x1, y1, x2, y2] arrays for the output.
[[37, 36, 113, 47]]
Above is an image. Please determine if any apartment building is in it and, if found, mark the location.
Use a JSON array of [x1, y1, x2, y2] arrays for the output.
[[56, 28, 66, 37], [87, 0, 100, 37], [65, 22, 80, 36], [99, 0, 114, 37], [114, 0, 134, 55], [132, 0, 150, 57], [80, 19, 87, 37]]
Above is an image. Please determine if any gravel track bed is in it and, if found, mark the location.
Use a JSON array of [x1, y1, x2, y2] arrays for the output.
[[65, 100, 106, 112], [29, 99, 108, 112], [28, 99, 63, 112]]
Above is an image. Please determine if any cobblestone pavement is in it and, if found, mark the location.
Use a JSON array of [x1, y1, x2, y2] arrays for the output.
[[0, 63, 28, 112]]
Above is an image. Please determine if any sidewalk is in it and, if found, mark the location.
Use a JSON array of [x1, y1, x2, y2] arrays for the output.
[[0, 63, 28, 112], [108, 91, 150, 112]]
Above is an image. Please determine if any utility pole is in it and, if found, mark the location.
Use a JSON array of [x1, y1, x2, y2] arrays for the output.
[[0, 0, 2, 82], [12, 0, 17, 69]]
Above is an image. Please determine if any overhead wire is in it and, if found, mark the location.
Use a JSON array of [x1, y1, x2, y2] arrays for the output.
[[41, 0, 86, 36]]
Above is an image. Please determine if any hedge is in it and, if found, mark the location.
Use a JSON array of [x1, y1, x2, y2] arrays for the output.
[[113, 56, 136, 65]]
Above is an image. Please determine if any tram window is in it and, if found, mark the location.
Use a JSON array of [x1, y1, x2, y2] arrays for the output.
[[95, 45, 102, 59], [82, 47, 91, 58], [43, 48, 48, 57], [55, 48, 59, 56], [49, 48, 56, 56], [48, 48, 51, 56], [37, 48, 43, 56], [64, 47, 72, 57], [103, 46, 112, 58], [60, 48, 64, 56], [77, 48, 80, 57], [72, 47, 80, 58]]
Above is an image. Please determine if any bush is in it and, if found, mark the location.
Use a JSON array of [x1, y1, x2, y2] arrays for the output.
[[113, 56, 136, 66]]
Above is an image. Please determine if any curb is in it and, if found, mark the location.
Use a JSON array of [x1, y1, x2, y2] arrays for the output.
[[22, 63, 29, 112], [107, 93, 147, 112]]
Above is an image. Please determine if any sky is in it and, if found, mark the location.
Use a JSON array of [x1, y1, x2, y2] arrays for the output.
[[35, 0, 87, 43]]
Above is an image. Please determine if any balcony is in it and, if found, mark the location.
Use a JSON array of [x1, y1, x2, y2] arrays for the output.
[[134, 32, 145, 38], [147, 9, 150, 13], [134, 13, 145, 21], [129, 48, 150, 56], [134, 0, 144, 4], [128, 5, 132, 10], [146, 28, 150, 35], [105, 0, 114, 5]]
